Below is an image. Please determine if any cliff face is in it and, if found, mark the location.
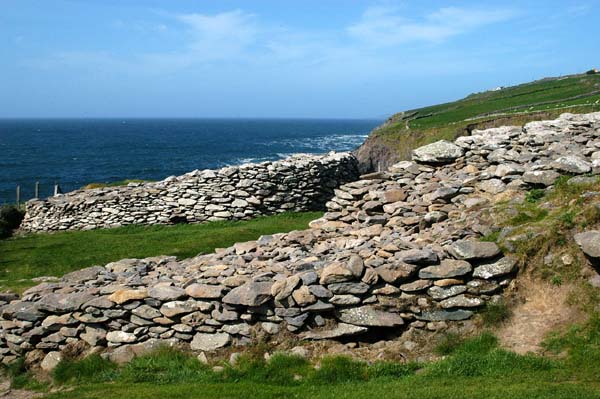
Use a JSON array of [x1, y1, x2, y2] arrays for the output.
[[353, 134, 398, 174]]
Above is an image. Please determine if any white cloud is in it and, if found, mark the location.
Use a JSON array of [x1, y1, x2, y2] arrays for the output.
[[176, 9, 258, 61], [347, 5, 516, 46]]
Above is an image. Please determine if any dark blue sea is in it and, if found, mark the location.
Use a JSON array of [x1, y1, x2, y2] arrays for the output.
[[0, 118, 381, 204]]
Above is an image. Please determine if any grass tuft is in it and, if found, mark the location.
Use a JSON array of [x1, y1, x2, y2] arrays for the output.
[[481, 301, 512, 326], [118, 346, 211, 384], [53, 354, 117, 384], [427, 333, 554, 378], [310, 356, 368, 384]]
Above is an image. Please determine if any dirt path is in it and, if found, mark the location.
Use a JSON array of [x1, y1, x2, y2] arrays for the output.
[[0, 378, 43, 399], [497, 280, 582, 354]]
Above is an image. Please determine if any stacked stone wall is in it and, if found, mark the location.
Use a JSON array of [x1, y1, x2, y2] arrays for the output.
[[3, 112, 600, 366], [21, 152, 359, 232]]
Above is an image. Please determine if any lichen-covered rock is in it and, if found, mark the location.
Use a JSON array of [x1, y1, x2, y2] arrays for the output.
[[417, 309, 474, 321], [574, 230, 600, 258], [412, 140, 464, 164], [473, 257, 518, 279], [552, 155, 592, 174], [338, 306, 404, 327]]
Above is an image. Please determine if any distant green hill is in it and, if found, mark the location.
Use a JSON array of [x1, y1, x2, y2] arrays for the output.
[[356, 71, 600, 172]]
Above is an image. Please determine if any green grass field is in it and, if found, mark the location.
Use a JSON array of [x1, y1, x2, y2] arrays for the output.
[[371, 73, 600, 159], [6, 325, 599, 399], [0, 212, 321, 293]]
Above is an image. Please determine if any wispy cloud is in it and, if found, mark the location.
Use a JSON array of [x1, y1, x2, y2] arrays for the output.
[[30, 5, 519, 76], [176, 9, 258, 61], [347, 5, 516, 46]]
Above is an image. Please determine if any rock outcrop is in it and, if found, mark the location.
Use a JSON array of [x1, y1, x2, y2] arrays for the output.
[[2, 112, 600, 365], [20, 152, 359, 232]]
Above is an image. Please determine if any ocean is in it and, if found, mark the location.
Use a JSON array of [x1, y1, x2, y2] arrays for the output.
[[0, 118, 381, 204]]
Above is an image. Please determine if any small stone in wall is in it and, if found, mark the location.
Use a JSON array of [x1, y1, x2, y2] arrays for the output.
[[190, 332, 231, 351], [41, 351, 62, 372], [472, 256, 518, 279]]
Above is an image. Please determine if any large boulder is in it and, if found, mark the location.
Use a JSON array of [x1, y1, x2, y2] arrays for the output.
[[574, 231, 600, 258], [412, 140, 464, 164]]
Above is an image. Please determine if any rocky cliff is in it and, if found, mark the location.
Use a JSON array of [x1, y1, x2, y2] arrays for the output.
[[2, 112, 600, 368]]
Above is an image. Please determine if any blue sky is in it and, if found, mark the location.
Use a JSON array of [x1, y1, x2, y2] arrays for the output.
[[1, 0, 599, 118]]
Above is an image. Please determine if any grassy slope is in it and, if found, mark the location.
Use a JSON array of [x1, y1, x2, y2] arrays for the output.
[[370, 73, 600, 160], [0, 212, 321, 293]]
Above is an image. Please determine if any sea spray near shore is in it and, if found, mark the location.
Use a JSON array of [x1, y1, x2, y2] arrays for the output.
[[0, 118, 379, 204]]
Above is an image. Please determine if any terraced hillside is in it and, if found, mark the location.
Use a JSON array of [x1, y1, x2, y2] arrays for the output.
[[356, 71, 600, 172]]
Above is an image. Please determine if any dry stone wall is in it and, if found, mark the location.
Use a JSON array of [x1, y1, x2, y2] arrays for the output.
[[2, 112, 600, 366], [20, 152, 359, 232]]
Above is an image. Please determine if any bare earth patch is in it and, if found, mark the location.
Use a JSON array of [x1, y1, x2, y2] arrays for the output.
[[498, 279, 583, 354], [0, 379, 42, 399]]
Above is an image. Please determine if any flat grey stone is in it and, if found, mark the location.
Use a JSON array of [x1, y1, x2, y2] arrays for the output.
[[417, 309, 474, 321], [419, 259, 472, 279], [338, 306, 404, 327], [300, 323, 368, 340], [148, 286, 186, 301], [447, 240, 501, 260], [427, 285, 467, 300], [223, 281, 273, 307], [440, 294, 483, 308], [190, 332, 231, 351], [473, 256, 518, 279]]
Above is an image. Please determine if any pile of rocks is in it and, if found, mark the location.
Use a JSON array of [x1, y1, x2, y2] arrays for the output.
[[20, 152, 359, 232], [2, 112, 600, 367]]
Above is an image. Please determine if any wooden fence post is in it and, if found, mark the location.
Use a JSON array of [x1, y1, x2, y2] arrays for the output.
[[16, 185, 20, 206], [35, 181, 40, 199]]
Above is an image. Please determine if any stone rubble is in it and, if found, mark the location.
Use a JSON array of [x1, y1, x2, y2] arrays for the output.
[[2, 112, 600, 365], [20, 152, 359, 232]]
